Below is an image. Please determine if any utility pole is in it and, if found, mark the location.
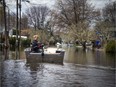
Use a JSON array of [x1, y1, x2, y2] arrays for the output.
[[0, 2, 3, 52], [3, 0, 9, 59], [19, 0, 21, 59], [113, 2, 116, 35], [16, 0, 19, 59], [16, 0, 30, 59], [7, 8, 10, 38]]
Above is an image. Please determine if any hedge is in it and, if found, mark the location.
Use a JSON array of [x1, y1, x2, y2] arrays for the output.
[[9, 37, 31, 48], [105, 40, 116, 53]]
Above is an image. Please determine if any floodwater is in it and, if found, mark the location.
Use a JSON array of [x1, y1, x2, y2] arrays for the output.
[[64, 47, 115, 68], [0, 47, 115, 87]]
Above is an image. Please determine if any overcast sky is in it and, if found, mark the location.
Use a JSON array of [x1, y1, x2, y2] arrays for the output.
[[90, 0, 115, 8], [5, 0, 56, 13], [5, 0, 115, 13]]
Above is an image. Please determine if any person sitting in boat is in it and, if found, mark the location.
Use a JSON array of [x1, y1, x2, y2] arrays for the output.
[[38, 42, 44, 52], [31, 35, 39, 52], [31, 35, 44, 53]]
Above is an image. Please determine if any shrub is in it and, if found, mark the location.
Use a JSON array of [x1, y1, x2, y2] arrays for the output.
[[21, 38, 31, 47], [9, 37, 16, 46], [106, 40, 116, 53], [12, 29, 19, 35], [9, 37, 31, 48]]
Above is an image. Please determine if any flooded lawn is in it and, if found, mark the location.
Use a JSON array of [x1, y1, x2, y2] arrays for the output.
[[0, 47, 115, 87]]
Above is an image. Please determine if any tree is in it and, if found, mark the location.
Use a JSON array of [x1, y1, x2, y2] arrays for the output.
[[53, 0, 99, 49], [95, 1, 116, 41], [26, 5, 50, 31], [26, 5, 58, 43], [0, 6, 4, 28], [102, 1, 116, 27], [21, 14, 28, 29], [8, 13, 16, 29]]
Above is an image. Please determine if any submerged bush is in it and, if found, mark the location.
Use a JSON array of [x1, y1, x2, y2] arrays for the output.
[[9, 37, 31, 48], [21, 38, 31, 47], [9, 37, 16, 46], [105, 40, 116, 53]]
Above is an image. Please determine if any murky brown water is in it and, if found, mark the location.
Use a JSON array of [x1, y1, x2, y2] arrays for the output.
[[64, 47, 115, 68], [0, 47, 115, 87]]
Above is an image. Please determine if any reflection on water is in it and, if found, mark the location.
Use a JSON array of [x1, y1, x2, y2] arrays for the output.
[[9, 51, 26, 60], [0, 47, 115, 87], [64, 47, 115, 68], [1, 60, 115, 87], [8, 47, 115, 68]]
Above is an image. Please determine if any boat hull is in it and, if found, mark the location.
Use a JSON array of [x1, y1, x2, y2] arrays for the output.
[[25, 48, 65, 64]]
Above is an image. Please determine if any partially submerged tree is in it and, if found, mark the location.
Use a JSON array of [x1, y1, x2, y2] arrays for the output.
[[53, 0, 100, 49]]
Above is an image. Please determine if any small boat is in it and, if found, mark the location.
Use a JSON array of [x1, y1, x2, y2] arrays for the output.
[[24, 48, 65, 64]]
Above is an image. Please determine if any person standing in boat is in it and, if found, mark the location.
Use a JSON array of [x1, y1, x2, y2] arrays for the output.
[[31, 35, 39, 52]]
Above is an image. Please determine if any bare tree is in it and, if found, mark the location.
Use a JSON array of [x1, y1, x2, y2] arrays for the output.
[[8, 13, 16, 29], [21, 14, 28, 29], [102, 1, 116, 27], [53, 0, 99, 49], [26, 5, 54, 43], [0, 6, 4, 28], [26, 5, 50, 31], [95, 1, 116, 40]]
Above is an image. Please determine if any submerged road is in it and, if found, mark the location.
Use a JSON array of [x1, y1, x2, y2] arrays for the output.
[[1, 60, 115, 87], [0, 47, 115, 87]]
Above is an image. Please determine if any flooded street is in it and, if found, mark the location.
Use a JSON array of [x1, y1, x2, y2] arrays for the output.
[[0, 47, 115, 87], [0, 0, 116, 86], [64, 47, 115, 68]]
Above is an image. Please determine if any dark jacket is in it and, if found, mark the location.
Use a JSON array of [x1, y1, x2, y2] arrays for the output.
[[31, 40, 39, 52]]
